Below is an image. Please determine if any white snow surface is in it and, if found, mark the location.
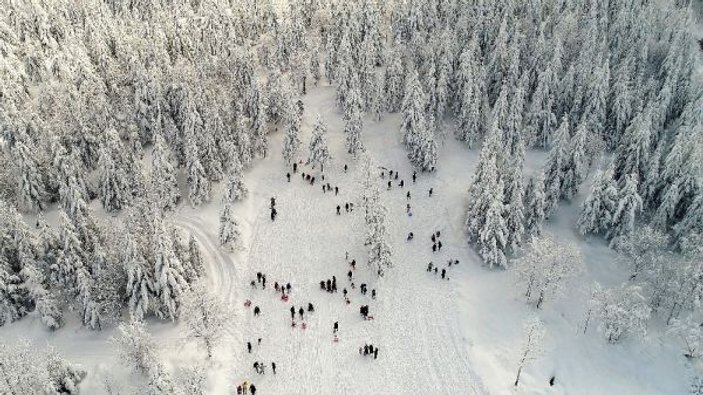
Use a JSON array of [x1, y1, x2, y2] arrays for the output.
[[0, 85, 696, 394]]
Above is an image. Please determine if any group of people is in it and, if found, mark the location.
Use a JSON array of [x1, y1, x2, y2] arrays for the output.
[[270, 196, 278, 221], [253, 361, 276, 375], [336, 202, 354, 215], [323, 184, 339, 195], [320, 276, 338, 293], [427, 259, 459, 280], [289, 303, 314, 321], [236, 381, 256, 395], [359, 304, 372, 320], [431, 231, 443, 252], [359, 343, 380, 360]]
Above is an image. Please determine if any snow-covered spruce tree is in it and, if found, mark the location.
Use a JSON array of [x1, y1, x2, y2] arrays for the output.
[[181, 282, 229, 358], [524, 61, 556, 148], [152, 216, 189, 321], [282, 98, 303, 164], [98, 128, 133, 212], [577, 168, 619, 236], [12, 131, 45, 213], [45, 347, 88, 394], [592, 283, 651, 343], [514, 235, 584, 309], [113, 319, 160, 376], [366, 191, 393, 277], [543, 116, 570, 217], [465, 125, 504, 243], [251, 79, 270, 159], [504, 158, 525, 252], [219, 201, 241, 252], [561, 121, 590, 200], [614, 104, 653, 183], [174, 364, 207, 395], [124, 231, 153, 321], [344, 90, 365, 156], [199, 127, 224, 182], [185, 131, 211, 207], [523, 173, 547, 240], [151, 134, 180, 211], [514, 316, 545, 387], [187, 235, 204, 281], [384, 45, 405, 112], [607, 173, 643, 247], [479, 182, 509, 269], [224, 157, 248, 202], [233, 115, 254, 168], [400, 68, 436, 171], [308, 114, 331, 171]]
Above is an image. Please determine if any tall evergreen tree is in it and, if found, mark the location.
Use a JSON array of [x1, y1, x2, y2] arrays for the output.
[[544, 116, 570, 216], [98, 129, 132, 212], [524, 173, 547, 240], [219, 202, 241, 252], [608, 174, 643, 246], [185, 132, 211, 207], [151, 134, 180, 211], [308, 115, 331, 171]]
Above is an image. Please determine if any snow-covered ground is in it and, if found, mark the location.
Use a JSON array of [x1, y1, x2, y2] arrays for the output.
[[0, 85, 696, 394]]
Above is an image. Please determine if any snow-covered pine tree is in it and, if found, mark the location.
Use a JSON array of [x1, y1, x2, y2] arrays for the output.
[[152, 216, 189, 321], [282, 98, 303, 164], [308, 114, 331, 171], [465, 125, 504, 241], [524, 62, 556, 148], [251, 79, 269, 158], [614, 104, 652, 184], [562, 120, 590, 200], [478, 179, 508, 269], [400, 68, 437, 170], [124, 231, 153, 321], [608, 173, 643, 246], [187, 235, 204, 281], [151, 134, 180, 211], [344, 92, 365, 156], [524, 173, 547, 240], [578, 168, 619, 236], [98, 128, 132, 212], [504, 158, 525, 252], [219, 201, 241, 252], [384, 45, 405, 112], [185, 130, 211, 207], [12, 131, 45, 213], [224, 157, 248, 202], [199, 126, 224, 182], [543, 116, 570, 217]]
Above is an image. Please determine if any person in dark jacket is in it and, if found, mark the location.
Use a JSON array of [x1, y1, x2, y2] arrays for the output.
[[250, 384, 257, 395], [290, 306, 295, 320]]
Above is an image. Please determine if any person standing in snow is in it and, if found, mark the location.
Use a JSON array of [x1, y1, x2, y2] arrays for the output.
[[374, 348, 379, 359], [299, 307, 304, 320], [272, 362, 277, 375], [387, 181, 392, 190], [413, 172, 417, 183], [262, 275, 267, 289], [287, 173, 291, 182], [344, 164, 348, 173], [406, 203, 411, 214], [438, 241, 443, 251], [350, 259, 356, 270], [399, 180, 404, 188], [371, 289, 376, 299], [270, 197, 276, 208], [432, 243, 437, 252], [336, 205, 341, 215], [333, 321, 339, 333], [253, 362, 259, 373], [407, 191, 411, 200], [293, 163, 298, 173], [429, 188, 433, 197], [347, 270, 353, 280], [427, 262, 433, 272], [290, 306, 295, 320], [250, 384, 256, 395], [254, 306, 261, 316], [308, 302, 314, 312], [395, 173, 399, 180], [286, 283, 291, 292], [247, 342, 252, 353], [441, 269, 446, 279]]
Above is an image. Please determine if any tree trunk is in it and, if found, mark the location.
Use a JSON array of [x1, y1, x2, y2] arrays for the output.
[[514, 365, 523, 386]]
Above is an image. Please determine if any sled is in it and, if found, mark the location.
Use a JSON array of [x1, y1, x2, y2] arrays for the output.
[[244, 299, 252, 307], [333, 335, 339, 343], [281, 294, 289, 302], [301, 322, 307, 330], [291, 321, 297, 328], [364, 315, 375, 321]]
